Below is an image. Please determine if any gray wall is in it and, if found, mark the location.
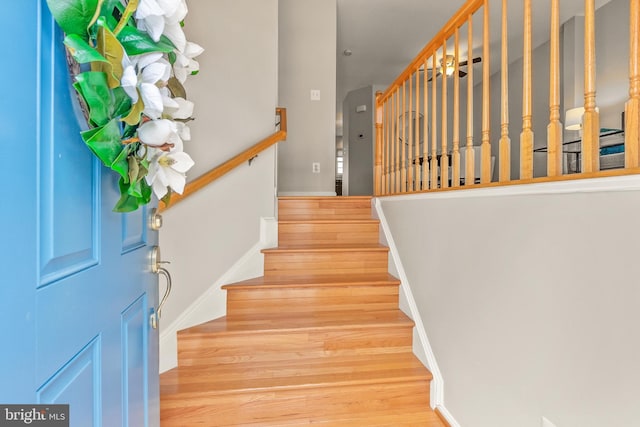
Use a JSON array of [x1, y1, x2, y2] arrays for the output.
[[160, 0, 278, 331], [343, 86, 374, 195], [278, 0, 337, 195], [380, 184, 640, 427]]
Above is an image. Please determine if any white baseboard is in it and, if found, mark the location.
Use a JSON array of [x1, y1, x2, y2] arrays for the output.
[[159, 217, 278, 373], [277, 191, 337, 196], [374, 198, 460, 427], [436, 405, 461, 427]]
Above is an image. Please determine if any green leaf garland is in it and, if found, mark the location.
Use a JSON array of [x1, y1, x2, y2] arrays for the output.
[[47, 0, 200, 212]]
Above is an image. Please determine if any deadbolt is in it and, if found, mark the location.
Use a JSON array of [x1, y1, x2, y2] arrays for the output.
[[150, 208, 163, 231]]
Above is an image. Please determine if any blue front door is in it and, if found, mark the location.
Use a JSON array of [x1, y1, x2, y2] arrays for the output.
[[0, 1, 160, 425]]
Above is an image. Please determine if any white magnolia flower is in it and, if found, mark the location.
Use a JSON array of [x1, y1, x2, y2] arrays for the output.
[[145, 148, 195, 199], [135, 0, 165, 41], [164, 96, 194, 120], [173, 42, 204, 83], [137, 119, 184, 152], [136, 0, 188, 52], [121, 53, 172, 120]]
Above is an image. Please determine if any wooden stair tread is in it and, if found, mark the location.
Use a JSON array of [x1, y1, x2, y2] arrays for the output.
[[161, 381, 435, 426], [278, 218, 379, 224], [277, 196, 373, 200], [164, 352, 429, 381], [269, 410, 446, 427], [222, 273, 400, 289], [262, 243, 389, 252], [179, 310, 415, 336], [161, 353, 431, 395]]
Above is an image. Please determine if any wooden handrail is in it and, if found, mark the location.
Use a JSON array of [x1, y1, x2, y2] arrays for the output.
[[159, 107, 287, 211], [379, 0, 484, 104]]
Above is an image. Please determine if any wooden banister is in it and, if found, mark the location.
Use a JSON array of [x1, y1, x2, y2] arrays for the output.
[[160, 107, 287, 211], [379, 0, 484, 104], [374, 0, 640, 198]]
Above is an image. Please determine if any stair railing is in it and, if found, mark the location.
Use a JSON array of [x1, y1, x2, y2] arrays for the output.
[[160, 107, 287, 211], [374, 0, 640, 196]]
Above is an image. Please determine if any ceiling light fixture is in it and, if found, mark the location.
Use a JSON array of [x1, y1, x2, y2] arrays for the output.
[[441, 55, 456, 76]]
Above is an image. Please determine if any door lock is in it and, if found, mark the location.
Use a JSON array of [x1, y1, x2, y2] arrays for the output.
[[149, 208, 163, 231]]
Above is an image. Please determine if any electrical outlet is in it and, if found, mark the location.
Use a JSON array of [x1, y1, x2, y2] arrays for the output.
[[310, 90, 321, 101], [312, 162, 320, 173]]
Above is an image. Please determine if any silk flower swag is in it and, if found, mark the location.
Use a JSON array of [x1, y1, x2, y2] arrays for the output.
[[46, 0, 203, 211]]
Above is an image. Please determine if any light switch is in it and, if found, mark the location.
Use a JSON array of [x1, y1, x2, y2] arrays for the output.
[[310, 90, 321, 101]]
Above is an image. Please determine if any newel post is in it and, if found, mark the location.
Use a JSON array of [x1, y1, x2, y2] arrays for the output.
[[375, 91, 384, 196]]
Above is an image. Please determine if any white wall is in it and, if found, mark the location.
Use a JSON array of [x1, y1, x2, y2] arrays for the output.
[[278, 0, 337, 195], [378, 179, 640, 427], [159, 0, 279, 357]]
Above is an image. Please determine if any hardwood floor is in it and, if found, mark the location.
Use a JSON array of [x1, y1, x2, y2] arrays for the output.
[[160, 196, 446, 426]]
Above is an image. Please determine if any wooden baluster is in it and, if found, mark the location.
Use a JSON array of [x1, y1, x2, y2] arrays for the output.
[[375, 93, 383, 195], [386, 98, 391, 192], [547, 0, 562, 176], [390, 91, 395, 193], [395, 88, 401, 193], [466, 14, 475, 184], [380, 100, 385, 194], [583, 0, 600, 172], [520, 0, 534, 179], [452, 29, 461, 187], [481, 0, 492, 183], [423, 59, 430, 190], [499, 0, 511, 182], [388, 92, 392, 193], [626, 0, 640, 168], [408, 75, 414, 191], [415, 70, 422, 190], [431, 54, 439, 189], [401, 81, 407, 192], [390, 92, 395, 193], [441, 42, 450, 188]]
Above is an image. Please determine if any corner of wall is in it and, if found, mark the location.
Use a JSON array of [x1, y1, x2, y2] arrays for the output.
[[159, 216, 278, 373], [373, 198, 460, 427]]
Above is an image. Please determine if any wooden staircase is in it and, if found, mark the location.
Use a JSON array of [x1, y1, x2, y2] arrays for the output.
[[160, 196, 446, 426]]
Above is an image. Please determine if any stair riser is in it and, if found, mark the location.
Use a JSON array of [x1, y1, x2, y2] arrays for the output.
[[278, 222, 380, 246], [161, 380, 430, 426], [264, 251, 389, 276], [226, 285, 399, 317], [177, 327, 413, 366], [278, 198, 372, 221]]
